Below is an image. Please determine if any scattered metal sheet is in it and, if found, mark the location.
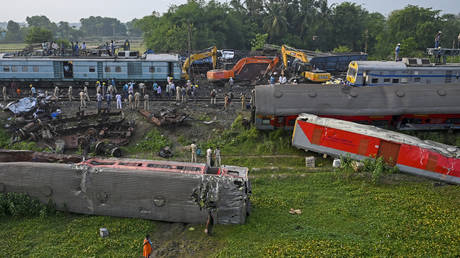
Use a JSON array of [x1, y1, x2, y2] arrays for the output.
[[140, 109, 188, 126]]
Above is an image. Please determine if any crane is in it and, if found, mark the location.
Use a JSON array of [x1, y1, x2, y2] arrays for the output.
[[182, 46, 217, 80], [281, 45, 331, 83]]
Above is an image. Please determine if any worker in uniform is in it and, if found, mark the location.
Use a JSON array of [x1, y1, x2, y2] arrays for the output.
[[395, 43, 400, 61], [84, 85, 90, 102], [156, 85, 161, 99], [176, 85, 181, 102], [105, 92, 112, 111], [53, 86, 59, 99], [206, 147, 213, 167], [68, 86, 73, 102], [96, 92, 102, 113], [2, 86, 7, 101], [30, 84, 36, 97], [107, 84, 113, 95], [139, 82, 145, 96], [181, 86, 186, 103], [102, 82, 106, 97], [134, 91, 141, 110], [240, 93, 245, 110], [190, 142, 197, 163], [128, 93, 134, 110], [96, 81, 101, 95], [144, 94, 149, 111], [210, 89, 217, 104], [224, 94, 229, 111], [435, 31, 442, 48], [79, 90, 86, 108], [214, 146, 221, 167], [116, 93, 122, 109], [229, 77, 234, 87]]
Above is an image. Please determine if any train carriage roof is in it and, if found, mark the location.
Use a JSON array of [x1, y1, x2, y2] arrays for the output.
[[351, 61, 407, 70], [297, 113, 460, 158], [255, 83, 460, 117]]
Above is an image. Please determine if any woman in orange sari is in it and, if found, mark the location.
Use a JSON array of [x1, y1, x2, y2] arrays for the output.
[[143, 234, 152, 258]]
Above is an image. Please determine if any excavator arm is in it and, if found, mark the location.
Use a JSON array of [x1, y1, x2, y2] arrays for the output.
[[281, 44, 330, 83], [182, 46, 217, 80], [281, 45, 309, 68]]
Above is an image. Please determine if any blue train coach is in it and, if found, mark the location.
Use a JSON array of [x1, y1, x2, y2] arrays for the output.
[[0, 51, 182, 85]]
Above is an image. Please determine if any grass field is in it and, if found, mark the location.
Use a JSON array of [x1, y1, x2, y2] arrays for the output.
[[0, 43, 27, 51], [0, 116, 459, 257]]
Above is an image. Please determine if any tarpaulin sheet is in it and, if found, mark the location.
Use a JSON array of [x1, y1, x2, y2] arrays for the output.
[[6, 97, 37, 114]]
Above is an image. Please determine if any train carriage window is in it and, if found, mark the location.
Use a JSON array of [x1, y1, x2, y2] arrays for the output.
[[392, 78, 399, 83], [89, 66, 96, 73], [32, 66, 39, 72], [11, 66, 18, 72], [115, 66, 121, 72], [371, 78, 378, 84], [105, 66, 111, 72], [3, 66, 10, 72], [414, 77, 421, 82], [384, 78, 390, 83], [149, 66, 155, 73], [22, 66, 28, 72]]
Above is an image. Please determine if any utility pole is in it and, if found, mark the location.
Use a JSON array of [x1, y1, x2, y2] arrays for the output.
[[187, 22, 192, 79]]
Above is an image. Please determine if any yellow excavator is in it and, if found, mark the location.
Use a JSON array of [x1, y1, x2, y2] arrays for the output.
[[182, 46, 217, 80], [281, 45, 331, 83]]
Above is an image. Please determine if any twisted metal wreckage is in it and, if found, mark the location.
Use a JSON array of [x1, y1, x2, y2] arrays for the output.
[[2, 96, 134, 152], [0, 150, 251, 224]]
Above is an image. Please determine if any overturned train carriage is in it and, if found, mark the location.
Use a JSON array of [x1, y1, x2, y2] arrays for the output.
[[0, 155, 251, 224], [292, 114, 460, 184], [254, 83, 460, 130]]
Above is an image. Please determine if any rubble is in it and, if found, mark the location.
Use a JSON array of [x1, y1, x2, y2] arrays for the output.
[[2, 96, 135, 154], [139, 108, 188, 126]]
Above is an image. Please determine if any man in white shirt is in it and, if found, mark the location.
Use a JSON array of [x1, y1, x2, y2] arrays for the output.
[[206, 147, 212, 167]]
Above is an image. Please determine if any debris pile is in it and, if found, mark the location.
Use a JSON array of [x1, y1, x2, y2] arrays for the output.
[[2, 97, 134, 154], [139, 108, 188, 127]]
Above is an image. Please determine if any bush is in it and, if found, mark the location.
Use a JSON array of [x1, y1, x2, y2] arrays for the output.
[[134, 128, 171, 153], [339, 156, 399, 184], [0, 192, 56, 218]]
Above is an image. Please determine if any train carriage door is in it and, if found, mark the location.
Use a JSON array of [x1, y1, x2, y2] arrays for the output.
[[53, 61, 63, 79], [97, 62, 103, 80], [377, 140, 401, 166], [168, 62, 174, 78], [63, 61, 73, 79]]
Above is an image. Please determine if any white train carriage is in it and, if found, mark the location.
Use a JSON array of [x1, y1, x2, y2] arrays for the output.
[[346, 58, 460, 86]]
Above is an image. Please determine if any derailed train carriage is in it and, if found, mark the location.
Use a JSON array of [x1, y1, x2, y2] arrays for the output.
[[254, 83, 460, 131], [292, 114, 460, 184], [0, 52, 182, 86], [0, 155, 251, 224], [346, 58, 460, 86]]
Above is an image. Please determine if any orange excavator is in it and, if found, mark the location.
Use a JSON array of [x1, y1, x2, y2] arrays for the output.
[[207, 56, 280, 84]]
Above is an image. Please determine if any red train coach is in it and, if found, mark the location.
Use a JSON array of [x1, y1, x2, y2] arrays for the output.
[[292, 114, 460, 184]]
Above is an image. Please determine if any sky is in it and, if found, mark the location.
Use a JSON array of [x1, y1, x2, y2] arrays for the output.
[[1, 0, 459, 23]]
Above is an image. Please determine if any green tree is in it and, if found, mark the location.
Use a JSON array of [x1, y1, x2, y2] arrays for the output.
[[387, 5, 443, 52], [56, 22, 81, 41], [251, 33, 268, 50], [25, 27, 53, 44], [80, 16, 127, 37], [4, 20, 24, 42], [26, 15, 57, 34], [331, 2, 369, 51]]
